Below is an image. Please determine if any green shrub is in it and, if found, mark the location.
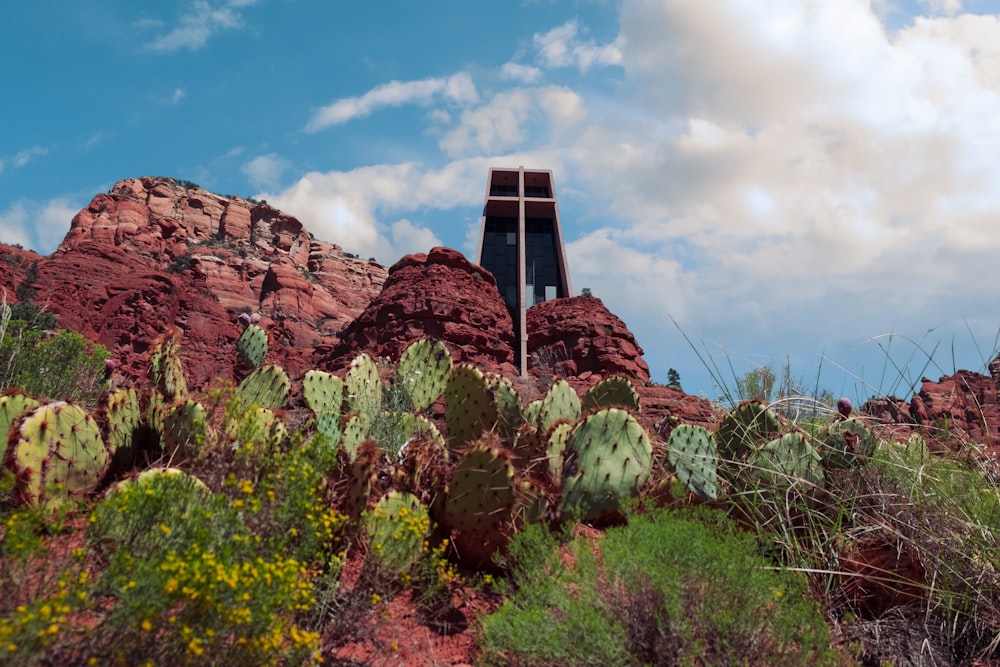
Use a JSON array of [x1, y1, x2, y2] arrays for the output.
[[480, 509, 841, 666]]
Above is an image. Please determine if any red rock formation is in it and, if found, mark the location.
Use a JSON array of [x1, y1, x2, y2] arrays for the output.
[[321, 247, 518, 375], [526, 296, 650, 382], [908, 370, 1000, 445], [0, 177, 386, 388]]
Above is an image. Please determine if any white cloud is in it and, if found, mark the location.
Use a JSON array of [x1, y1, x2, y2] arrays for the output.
[[307, 73, 479, 132], [501, 61, 542, 83], [14, 147, 47, 168], [439, 86, 585, 157], [242, 153, 291, 190], [261, 160, 491, 261], [918, 0, 962, 15], [533, 19, 623, 71], [0, 198, 77, 254], [145, 0, 254, 52], [166, 88, 186, 104]]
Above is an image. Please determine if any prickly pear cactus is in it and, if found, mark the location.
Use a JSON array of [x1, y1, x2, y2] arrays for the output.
[[546, 421, 574, 483], [148, 332, 187, 402], [444, 364, 498, 449], [7, 402, 110, 507], [667, 424, 719, 501], [749, 431, 824, 490], [340, 414, 367, 460], [559, 408, 652, 520], [486, 374, 524, 437], [715, 400, 781, 462], [346, 439, 379, 520], [443, 436, 515, 534], [0, 392, 39, 462], [162, 400, 210, 459], [236, 324, 268, 369], [236, 365, 290, 409], [313, 411, 342, 449], [101, 388, 141, 454], [111, 466, 211, 497], [303, 370, 344, 414], [581, 376, 641, 413], [364, 491, 429, 575], [395, 338, 452, 413], [345, 353, 381, 419], [537, 379, 581, 432], [820, 418, 876, 468]]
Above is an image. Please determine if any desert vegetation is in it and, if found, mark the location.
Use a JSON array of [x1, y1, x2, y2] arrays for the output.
[[0, 308, 998, 666]]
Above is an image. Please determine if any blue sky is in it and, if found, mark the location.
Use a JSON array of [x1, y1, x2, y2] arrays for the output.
[[4, 0, 1000, 404]]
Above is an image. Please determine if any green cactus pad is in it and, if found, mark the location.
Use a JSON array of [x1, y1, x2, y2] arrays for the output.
[[303, 370, 344, 414], [236, 324, 268, 369], [345, 353, 381, 418], [112, 466, 211, 497], [235, 364, 290, 409], [820, 418, 876, 468], [8, 402, 110, 507], [340, 414, 368, 460], [749, 431, 824, 490], [313, 411, 342, 450], [715, 400, 781, 462], [559, 408, 652, 520], [395, 338, 453, 413], [581, 376, 641, 413], [538, 379, 581, 431], [101, 388, 141, 455], [162, 400, 210, 458], [667, 424, 719, 501], [0, 392, 39, 463], [486, 374, 524, 437], [148, 333, 187, 402], [546, 421, 574, 483], [364, 491, 429, 574], [444, 364, 498, 449], [443, 438, 515, 533]]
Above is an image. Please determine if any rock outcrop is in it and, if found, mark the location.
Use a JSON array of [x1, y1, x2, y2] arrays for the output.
[[526, 296, 650, 382], [1, 177, 387, 387], [320, 247, 518, 375]]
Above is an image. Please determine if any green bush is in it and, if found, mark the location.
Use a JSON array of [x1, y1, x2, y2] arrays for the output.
[[480, 508, 841, 666], [0, 328, 109, 407]]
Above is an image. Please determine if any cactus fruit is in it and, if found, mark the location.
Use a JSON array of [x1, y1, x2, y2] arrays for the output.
[[444, 364, 498, 449], [148, 331, 187, 402], [559, 408, 652, 520], [537, 379, 581, 432], [715, 400, 781, 462], [821, 418, 875, 468], [162, 400, 210, 459], [345, 353, 381, 419], [581, 377, 641, 413], [236, 324, 268, 369], [6, 402, 110, 507], [0, 392, 39, 462], [666, 424, 719, 501], [748, 431, 824, 490], [303, 370, 344, 414], [443, 436, 515, 534], [364, 491, 429, 575], [235, 365, 290, 409], [395, 338, 453, 413]]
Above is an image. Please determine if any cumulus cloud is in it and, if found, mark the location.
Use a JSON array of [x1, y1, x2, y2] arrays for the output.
[[501, 61, 543, 83], [145, 0, 255, 52], [533, 19, 623, 71], [242, 153, 291, 190], [0, 198, 78, 254], [307, 73, 479, 132], [260, 160, 491, 261], [439, 86, 585, 157]]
